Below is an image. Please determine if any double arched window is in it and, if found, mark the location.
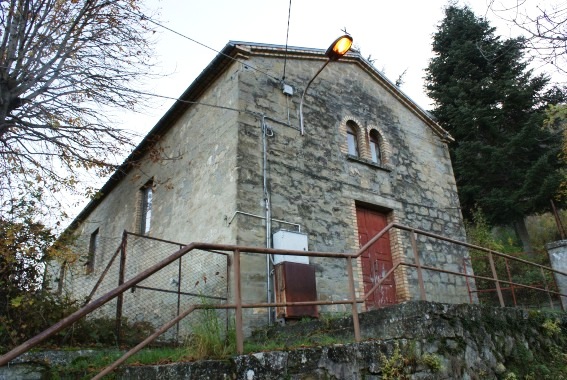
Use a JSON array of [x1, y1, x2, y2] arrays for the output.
[[342, 118, 389, 166]]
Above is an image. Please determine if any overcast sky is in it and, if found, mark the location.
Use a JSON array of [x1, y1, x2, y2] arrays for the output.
[[65, 0, 553, 219], [123, 0, 507, 134]]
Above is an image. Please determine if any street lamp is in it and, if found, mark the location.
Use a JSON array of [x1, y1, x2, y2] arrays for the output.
[[299, 34, 353, 135]]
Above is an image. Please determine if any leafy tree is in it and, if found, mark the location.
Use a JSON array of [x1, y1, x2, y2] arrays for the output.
[[0, 199, 53, 296], [0, 197, 56, 347], [425, 5, 564, 252], [0, 194, 75, 308], [0, 196, 80, 351], [0, 0, 158, 214]]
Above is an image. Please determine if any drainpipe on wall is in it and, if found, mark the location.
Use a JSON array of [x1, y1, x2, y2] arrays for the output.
[[262, 117, 274, 324]]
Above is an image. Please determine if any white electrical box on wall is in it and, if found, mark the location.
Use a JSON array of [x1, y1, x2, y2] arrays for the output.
[[272, 230, 309, 265]]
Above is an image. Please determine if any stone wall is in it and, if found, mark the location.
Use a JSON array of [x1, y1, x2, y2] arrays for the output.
[[5, 302, 565, 379], [48, 63, 243, 330], [233, 52, 470, 324], [114, 302, 567, 379]]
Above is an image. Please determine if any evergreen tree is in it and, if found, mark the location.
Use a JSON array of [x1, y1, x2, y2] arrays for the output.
[[425, 5, 564, 249]]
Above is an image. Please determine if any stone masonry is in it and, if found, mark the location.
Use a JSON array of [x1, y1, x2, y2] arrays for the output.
[[5, 302, 566, 379], [233, 46, 470, 325], [51, 42, 473, 335]]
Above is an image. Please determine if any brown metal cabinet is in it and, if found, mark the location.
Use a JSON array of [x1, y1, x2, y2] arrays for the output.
[[275, 261, 318, 319]]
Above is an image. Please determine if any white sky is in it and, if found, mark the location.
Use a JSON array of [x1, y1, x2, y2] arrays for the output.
[[124, 0, 504, 134], [63, 0, 554, 222]]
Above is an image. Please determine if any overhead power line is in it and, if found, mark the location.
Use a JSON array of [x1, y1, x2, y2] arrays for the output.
[[133, 90, 259, 115], [282, 0, 292, 81], [132, 90, 295, 129], [116, 4, 281, 82]]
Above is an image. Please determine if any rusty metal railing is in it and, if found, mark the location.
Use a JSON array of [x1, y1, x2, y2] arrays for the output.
[[1, 222, 566, 378], [463, 254, 560, 309], [85, 231, 231, 344]]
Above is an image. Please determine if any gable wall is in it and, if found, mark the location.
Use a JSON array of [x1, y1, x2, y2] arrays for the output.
[[234, 54, 471, 327]]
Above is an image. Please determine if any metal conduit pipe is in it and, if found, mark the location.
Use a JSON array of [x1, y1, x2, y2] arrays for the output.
[[262, 117, 274, 325], [226, 211, 302, 232]]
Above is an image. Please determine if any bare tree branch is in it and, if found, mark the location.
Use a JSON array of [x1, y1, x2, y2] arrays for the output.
[[0, 0, 159, 216], [490, 0, 567, 75]]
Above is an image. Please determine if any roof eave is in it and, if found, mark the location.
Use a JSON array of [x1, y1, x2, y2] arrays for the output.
[[66, 42, 246, 233]]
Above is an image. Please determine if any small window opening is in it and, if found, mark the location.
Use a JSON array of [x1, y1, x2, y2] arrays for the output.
[[369, 130, 382, 165], [86, 228, 99, 274], [140, 181, 153, 235], [346, 121, 359, 156], [57, 262, 67, 293]]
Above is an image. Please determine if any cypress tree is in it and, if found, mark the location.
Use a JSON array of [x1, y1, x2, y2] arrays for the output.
[[425, 5, 564, 250]]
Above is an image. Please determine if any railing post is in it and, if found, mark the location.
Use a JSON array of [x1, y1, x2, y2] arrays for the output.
[[233, 249, 244, 354], [225, 254, 231, 337], [505, 259, 517, 307], [410, 230, 426, 301], [462, 258, 473, 304], [176, 246, 183, 342], [85, 239, 124, 305], [550, 199, 566, 239], [540, 267, 555, 309], [487, 250, 505, 307], [346, 257, 361, 342], [116, 231, 128, 345]]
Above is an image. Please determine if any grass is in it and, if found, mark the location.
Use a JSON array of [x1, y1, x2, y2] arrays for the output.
[[46, 307, 351, 377], [244, 333, 345, 353], [47, 325, 346, 379], [184, 307, 235, 360], [48, 347, 197, 379]]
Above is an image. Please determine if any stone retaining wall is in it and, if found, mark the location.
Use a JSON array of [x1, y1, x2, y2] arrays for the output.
[[4, 302, 565, 379]]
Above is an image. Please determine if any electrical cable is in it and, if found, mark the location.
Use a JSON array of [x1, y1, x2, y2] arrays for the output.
[[282, 0, 292, 81], [131, 89, 296, 129], [115, 4, 281, 82], [132, 90, 260, 116]]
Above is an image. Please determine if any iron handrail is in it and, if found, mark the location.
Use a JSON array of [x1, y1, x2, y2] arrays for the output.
[[1, 223, 566, 372], [390, 223, 567, 277], [96, 255, 567, 378]]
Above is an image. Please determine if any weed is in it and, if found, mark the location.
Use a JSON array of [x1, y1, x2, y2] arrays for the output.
[[512, 343, 534, 363], [314, 335, 343, 346], [318, 312, 349, 328], [47, 349, 122, 379], [379, 341, 412, 380], [244, 340, 284, 353], [504, 373, 518, 380], [542, 319, 562, 336], [420, 352, 442, 372], [48, 347, 193, 379], [185, 306, 235, 360]]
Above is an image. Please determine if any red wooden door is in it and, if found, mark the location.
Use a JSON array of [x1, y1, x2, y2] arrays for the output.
[[356, 207, 396, 309]]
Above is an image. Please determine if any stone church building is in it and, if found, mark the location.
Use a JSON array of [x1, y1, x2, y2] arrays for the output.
[[51, 41, 473, 331]]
